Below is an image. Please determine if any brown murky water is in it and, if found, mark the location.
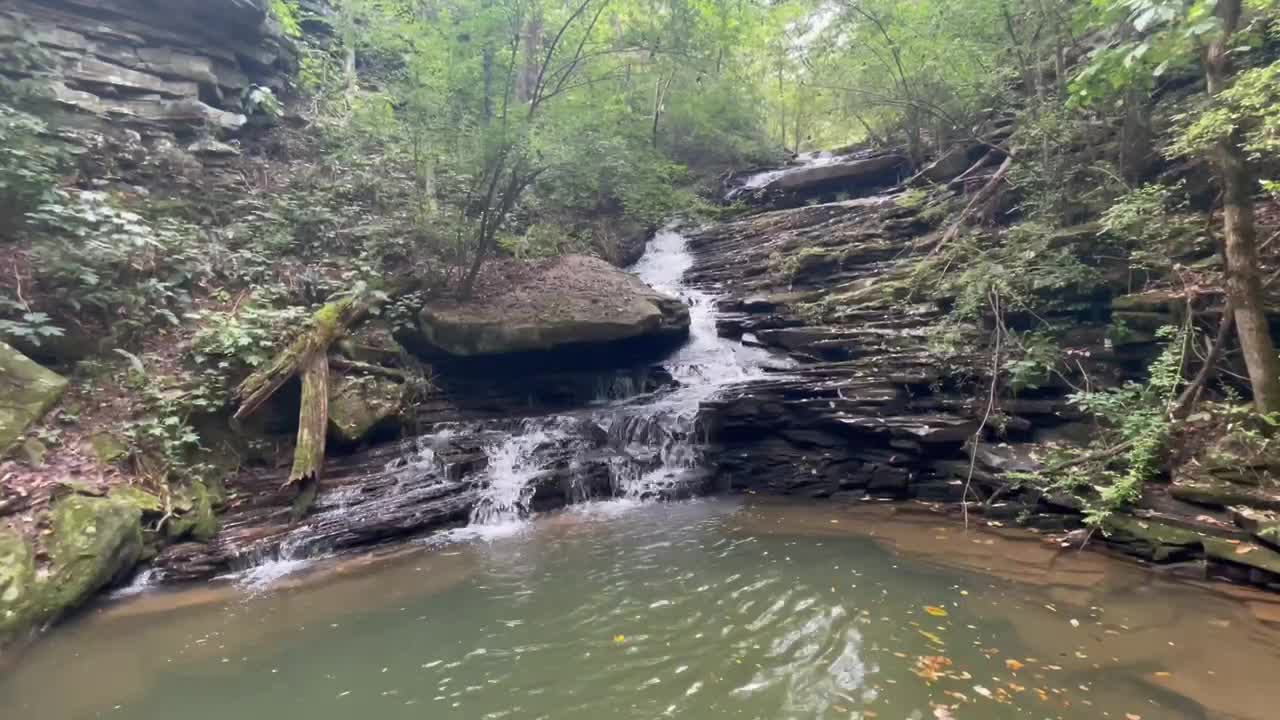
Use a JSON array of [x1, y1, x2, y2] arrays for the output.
[[3, 497, 1279, 720]]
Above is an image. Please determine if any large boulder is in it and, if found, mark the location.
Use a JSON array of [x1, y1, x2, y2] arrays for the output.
[[1, 493, 145, 647], [0, 340, 69, 454], [416, 255, 690, 358]]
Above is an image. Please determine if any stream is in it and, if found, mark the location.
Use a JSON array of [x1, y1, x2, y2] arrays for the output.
[[4, 499, 1280, 719]]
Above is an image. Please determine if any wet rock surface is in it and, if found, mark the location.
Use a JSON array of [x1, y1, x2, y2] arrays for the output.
[[681, 186, 1280, 591]]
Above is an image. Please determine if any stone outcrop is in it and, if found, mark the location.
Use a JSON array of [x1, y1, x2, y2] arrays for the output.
[[683, 184, 1280, 591], [0, 492, 147, 648], [414, 255, 689, 359], [2, 0, 291, 171], [328, 373, 405, 444], [0, 340, 69, 454]]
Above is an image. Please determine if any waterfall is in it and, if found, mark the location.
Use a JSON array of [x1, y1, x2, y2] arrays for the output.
[[468, 417, 575, 526], [223, 226, 782, 584], [465, 226, 782, 524]]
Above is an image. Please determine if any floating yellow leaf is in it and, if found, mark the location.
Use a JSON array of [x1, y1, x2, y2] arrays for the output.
[[1005, 659, 1025, 672], [1152, 671, 1171, 678], [613, 634, 626, 644], [918, 629, 945, 645], [924, 606, 949, 617]]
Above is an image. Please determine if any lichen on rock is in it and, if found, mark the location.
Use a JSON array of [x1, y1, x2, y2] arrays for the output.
[[0, 340, 69, 455], [328, 374, 405, 444]]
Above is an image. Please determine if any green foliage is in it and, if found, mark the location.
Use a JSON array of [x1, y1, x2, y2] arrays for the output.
[[0, 103, 64, 240], [242, 85, 284, 123], [190, 300, 311, 378], [1012, 106, 1124, 223], [24, 191, 207, 337], [920, 222, 1102, 323], [269, 0, 304, 38], [1100, 182, 1204, 272], [1070, 0, 1227, 108], [1168, 60, 1280, 162], [1064, 325, 1186, 525], [0, 299, 63, 346]]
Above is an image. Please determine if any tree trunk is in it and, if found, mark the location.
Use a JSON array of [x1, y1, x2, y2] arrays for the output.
[[1206, 0, 1280, 413], [288, 353, 328, 519], [1119, 86, 1153, 183]]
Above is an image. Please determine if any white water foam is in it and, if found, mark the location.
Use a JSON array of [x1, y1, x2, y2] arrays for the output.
[[727, 150, 850, 199]]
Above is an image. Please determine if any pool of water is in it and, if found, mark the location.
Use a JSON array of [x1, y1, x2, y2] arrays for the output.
[[4, 498, 1280, 720]]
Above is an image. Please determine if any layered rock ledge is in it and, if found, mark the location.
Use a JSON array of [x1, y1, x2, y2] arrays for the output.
[[412, 254, 690, 362]]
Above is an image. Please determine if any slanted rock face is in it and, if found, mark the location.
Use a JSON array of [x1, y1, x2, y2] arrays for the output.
[[0, 340, 70, 454], [416, 255, 690, 358]]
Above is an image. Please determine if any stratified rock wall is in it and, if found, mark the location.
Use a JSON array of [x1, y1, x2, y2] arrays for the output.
[[2, 0, 292, 163]]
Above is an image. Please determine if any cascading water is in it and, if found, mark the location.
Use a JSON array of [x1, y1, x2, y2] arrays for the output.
[[467, 417, 576, 526], [725, 150, 850, 200], [463, 225, 782, 526], [225, 225, 779, 584]]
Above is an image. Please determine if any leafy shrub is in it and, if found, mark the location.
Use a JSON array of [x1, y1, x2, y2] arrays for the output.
[[1100, 182, 1203, 272], [1060, 325, 1186, 525], [191, 301, 310, 373], [0, 103, 64, 240], [0, 297, 63, 346], [24, 191, 209, 337]]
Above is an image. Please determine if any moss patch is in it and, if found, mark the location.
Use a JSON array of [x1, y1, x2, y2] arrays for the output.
[[1, 494, 144, 647], [329, 374, 405, 444], [1101, 516, 1205, 562], [0, 340, 69, 454]]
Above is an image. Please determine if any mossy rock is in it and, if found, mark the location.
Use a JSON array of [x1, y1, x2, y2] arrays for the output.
[[1203, 538, 1280, 577], [337, 320, 404, 366], [88, 432, 129, 465], [109, 485, 164, 514], [40, 496, 144, 615], [0, 529, 37, 644], [0, 340, 69, 455], [165, 481, 218, 542], [0, 495, 145, 647], [16, 437, 48, 467], [1101, 515, 1205, 562], [1171, 478, 1280, 511], [328, 374, 406, 444]]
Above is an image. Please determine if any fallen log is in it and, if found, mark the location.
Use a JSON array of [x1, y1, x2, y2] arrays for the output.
[[931, 154, 1014, 254], [231, 282, 415, 520], [233, 294, 369, 421], [288, 352, 328, 519]]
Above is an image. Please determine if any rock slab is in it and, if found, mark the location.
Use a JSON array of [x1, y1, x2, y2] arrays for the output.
[[418, 255, 690, 357]]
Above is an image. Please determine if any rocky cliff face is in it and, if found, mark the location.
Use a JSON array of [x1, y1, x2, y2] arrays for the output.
[[688, 185, 1280, 591], [2, 0, 293, 170]]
